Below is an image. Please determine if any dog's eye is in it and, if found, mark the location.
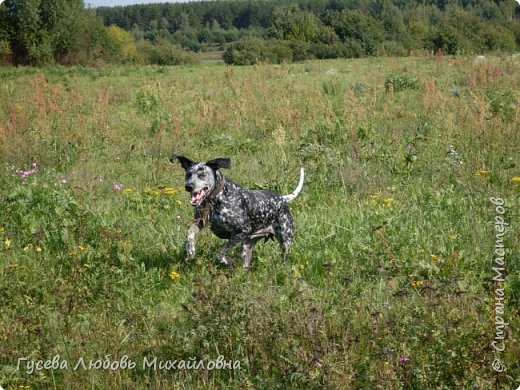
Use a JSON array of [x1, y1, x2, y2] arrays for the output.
[[198, 173, 206, 179]]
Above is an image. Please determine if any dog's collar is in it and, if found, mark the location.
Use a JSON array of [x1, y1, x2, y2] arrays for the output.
[[207, 173, 226, 202]]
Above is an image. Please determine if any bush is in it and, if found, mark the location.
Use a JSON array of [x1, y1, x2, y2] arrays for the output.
[[0, 39, 12, 65], [309, 42, 349, 59], [139, 39, 195, 65], [377, 40, 409, 57], [384, 73, 421, 92], [223, 38, 293, 65], [289, 40, 313, 61]]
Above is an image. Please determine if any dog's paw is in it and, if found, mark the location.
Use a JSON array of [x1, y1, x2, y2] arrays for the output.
[[185, 241, 196, 258], [218, 255, 232, 266]]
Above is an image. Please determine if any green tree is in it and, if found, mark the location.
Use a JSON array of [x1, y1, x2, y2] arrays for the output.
[[5, 0, 84, 65], [106, 24, 141, 63]]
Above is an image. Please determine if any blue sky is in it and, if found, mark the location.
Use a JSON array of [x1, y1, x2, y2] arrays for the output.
[[86, 0, 198, 7]]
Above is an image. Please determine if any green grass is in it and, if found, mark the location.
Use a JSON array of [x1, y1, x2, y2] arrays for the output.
[[0, 56, 519, 389]]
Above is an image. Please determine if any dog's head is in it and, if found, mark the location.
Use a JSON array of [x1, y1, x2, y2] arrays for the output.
[[170, 155, 231, 206]]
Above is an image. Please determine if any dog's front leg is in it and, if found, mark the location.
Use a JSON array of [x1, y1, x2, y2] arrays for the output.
[[185, 207, 209, 258], [185, 220, 204, 258]]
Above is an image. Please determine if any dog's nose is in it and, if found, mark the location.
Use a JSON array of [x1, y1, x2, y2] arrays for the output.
[[185, 184, 194, 192]]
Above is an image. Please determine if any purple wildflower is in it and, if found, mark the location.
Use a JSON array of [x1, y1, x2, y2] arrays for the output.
[[112, 183, 123, 191], [399, 356, 411, 364], [14, 162, 38, 182]]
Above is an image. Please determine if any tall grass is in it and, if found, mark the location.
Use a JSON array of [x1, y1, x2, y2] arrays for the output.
[[0, 56, 519, 389]]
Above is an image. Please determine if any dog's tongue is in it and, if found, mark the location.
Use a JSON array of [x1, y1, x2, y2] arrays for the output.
[[190, 190, 205, 205]]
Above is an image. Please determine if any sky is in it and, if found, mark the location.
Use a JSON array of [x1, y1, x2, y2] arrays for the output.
[[85, 0, 199, 7]]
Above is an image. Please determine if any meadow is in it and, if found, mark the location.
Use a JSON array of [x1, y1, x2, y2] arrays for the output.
[[0, 55, 519, 389]]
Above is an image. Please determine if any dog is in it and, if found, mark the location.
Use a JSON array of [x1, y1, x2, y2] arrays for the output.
[[170, 154, 304, 268]]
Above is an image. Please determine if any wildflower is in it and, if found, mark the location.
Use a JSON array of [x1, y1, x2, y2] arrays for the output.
[[163, 187, 176, 195], [36, 247, 42, 252], [4, 238, 11, 248], [411, 280, 424, 288], [123, 188, 134, 193], [474, 169, 489, 176], [83, 263, 91, 269], [169, 271, 181, 281], [399, 356, 411, 364], [0, 227, 5, 233], [449, 234, 458, 241], [98, 176, 105, 184], [15, 162, 38, 182], [61, 179, 68, 184], [430, 254, 438, 261], [382, 198, 394, 207], [512, 176, 520, 183], [23, 244, 33, 251], [78, 245, 85, 252], [384, 361, 390, 366], [370, 193, 380, 207], [299, 263, 305, 270], [176, 200, 182, 205], [314, 361, 322, 368], [112, 183, 123, 191]]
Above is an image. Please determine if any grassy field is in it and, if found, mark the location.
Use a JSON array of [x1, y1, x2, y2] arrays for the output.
[[0, 55, 519, 389]]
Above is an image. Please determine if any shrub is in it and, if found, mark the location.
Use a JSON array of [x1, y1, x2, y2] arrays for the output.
[[223, 38, 293, 65], [0, 39, 12, 65], [309, 42, 349, 59], [139, 39, 195, 65], [384, 73, 420, 92]]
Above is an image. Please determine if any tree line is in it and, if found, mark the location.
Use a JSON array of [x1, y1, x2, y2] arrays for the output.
[[1, 0, 519, 66]]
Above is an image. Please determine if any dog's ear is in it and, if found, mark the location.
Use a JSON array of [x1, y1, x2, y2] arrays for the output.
[[206, 158, 231, 171], [170, 155, 194, 170]]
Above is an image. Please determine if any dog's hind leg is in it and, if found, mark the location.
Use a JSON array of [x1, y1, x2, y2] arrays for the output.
[[275, 212, 295, 258], [240, 237, 263, 269], [216, 235, 244, 266]]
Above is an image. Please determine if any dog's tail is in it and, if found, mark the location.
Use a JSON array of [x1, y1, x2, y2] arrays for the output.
[[282, 168, 305, 202]]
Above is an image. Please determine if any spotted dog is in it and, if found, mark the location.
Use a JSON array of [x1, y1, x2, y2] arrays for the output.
[[170, 155, 305, 268]]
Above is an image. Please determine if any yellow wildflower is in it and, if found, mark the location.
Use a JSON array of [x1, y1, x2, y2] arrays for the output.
[[176, 200, 182, 205], [474, 169, 489, 176], [382, 198, 395, 207], [36, 247, 42, 252], [0, 227, 5, 233], [512, 176, 520, 183], [163, 187, 176, 195], [23, 244, 33, 251], [299, 263, 305, 270], [411, 280, 424, 288], [123, 188, 135, 193], [370, 193, 380, 207], [78, 245, 85, 252], [4, 238, 11, 248], [430, 254, 439, 261], [169, 271, 181, 281]]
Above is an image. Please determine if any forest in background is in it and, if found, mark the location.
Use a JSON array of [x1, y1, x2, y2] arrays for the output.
[[1, 0, 520, 66]]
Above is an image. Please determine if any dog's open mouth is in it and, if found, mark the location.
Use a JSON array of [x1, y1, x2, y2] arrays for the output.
[[190, 187, 209, 206]]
